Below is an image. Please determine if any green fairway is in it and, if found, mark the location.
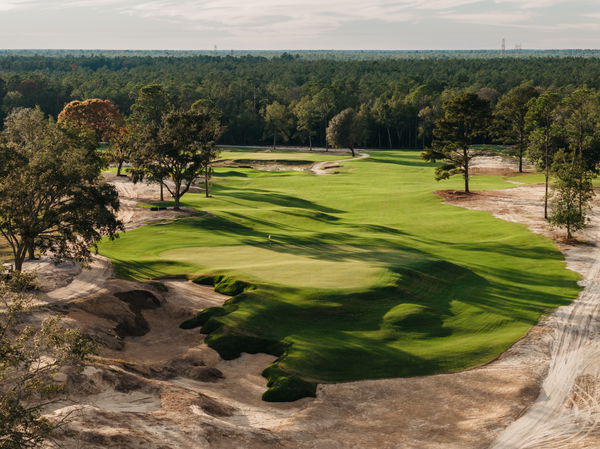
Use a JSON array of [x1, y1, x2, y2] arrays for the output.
[[99, 150, 580, 401], [219, 147, 345, 162]]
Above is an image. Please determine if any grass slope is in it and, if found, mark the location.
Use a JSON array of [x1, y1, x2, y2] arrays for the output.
[[99, 150, 580, 401]]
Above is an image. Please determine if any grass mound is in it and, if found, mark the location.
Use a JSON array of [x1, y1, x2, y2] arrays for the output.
[[100, 150, 581, 401]]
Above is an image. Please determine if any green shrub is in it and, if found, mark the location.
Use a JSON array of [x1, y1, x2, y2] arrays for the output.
[[193, 274, 250, 296], [179, 306, 227, 329], [205, 333, 286, 360], [0, 270, 38, 292], [262, 365, 317, 402]]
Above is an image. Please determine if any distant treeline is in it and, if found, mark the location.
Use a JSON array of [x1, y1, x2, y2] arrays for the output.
[[3, 49, 600, 59], [2, 54, 600, 148]]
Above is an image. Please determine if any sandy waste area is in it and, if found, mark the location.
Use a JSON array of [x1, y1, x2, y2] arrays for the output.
[[14, 154, 599, 448]]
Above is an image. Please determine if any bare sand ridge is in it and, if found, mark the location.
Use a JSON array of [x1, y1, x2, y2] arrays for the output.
[[28, 153, 598, 448]]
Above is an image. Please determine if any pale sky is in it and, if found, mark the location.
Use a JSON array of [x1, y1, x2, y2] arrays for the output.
[[0, 0, 600, 50]]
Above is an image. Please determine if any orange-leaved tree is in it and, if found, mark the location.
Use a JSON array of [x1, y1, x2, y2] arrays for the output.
[[57, 98, 124, 144]]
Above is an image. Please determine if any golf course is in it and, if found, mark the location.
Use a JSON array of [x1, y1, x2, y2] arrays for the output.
[[99, 149, 581, 401]]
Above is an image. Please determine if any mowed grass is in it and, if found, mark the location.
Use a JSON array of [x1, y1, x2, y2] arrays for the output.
[[219, 147, 346, 162], [162, 245, 394, 289], [99, 150, 580, 398]]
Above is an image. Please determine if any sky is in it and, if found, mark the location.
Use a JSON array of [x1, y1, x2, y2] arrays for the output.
[[0, 0, 600, 50]]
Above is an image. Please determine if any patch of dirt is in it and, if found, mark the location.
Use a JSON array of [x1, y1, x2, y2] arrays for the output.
[[470, 154, 535, 176], [106, 174, 197, 231], [21, 257, 81, 292], [311, 152, 369, 175], [215, 159, 313, 172]]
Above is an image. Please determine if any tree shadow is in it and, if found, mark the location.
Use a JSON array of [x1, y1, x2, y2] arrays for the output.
[[367, 153, 434, 168], [214, 187, 344, 214]]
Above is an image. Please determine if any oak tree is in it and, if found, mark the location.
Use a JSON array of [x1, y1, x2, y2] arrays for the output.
[[57, 99, 124, 144], [132, 109, 222, 210], [326, 107, 368, 157], [0, 108, 122, 271]]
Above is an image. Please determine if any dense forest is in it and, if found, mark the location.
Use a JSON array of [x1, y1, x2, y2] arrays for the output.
[[2, 52, 600, 148]]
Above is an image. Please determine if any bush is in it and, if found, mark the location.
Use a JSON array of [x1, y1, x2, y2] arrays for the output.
[[205, 333, 286, 360], [179, 306, 227, 330], [262, 365, 317, 402], [0, 270, 38, 292], [193, 274, 250, 296]]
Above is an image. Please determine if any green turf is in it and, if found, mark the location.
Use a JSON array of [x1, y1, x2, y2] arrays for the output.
[[219, 147, 344, 162], [99, 150, 580, 400], [505, 172, 546, 184]]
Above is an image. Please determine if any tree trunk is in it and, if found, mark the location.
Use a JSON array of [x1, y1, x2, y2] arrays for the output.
[[117, 160, 123, 177], [387, 127, 392, 149], [160, 182, 164, 202], [309, 135, 312, 151], [13, 246, 26, 272], [273, 134, 277, 150], [27, 242, 35, 261], [544, 169, 549, 220], [518, 152, 523, 173], [350, 147, 355, 157], [464, 149, 470, 193], [544, 146, 550, 220], [205, 172, 210, 198], [173, 181, 182, 210]]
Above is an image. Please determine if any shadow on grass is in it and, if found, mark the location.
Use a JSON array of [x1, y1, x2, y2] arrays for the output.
[[214, 186, 344, 214], [214, 170, 249, 178], [367, 153, 433, 168]]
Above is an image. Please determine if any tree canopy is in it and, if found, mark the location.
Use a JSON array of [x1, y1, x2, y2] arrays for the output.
[[422, 92, 492, 193], [131, 108, 223, 210], [57, 98, 124, 143], [326, 108, 368, 157], [0, 108, 122, 271]]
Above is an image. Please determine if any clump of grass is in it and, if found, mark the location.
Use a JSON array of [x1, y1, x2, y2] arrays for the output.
[[262, 364, 317, 402], [194, 274, 250, 296]]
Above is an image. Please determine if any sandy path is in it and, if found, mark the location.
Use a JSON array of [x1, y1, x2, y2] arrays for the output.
[[311, 151, 370, 174], [491, 215, 600, 448]]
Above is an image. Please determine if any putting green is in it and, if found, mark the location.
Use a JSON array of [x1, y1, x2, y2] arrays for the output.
[[162, 245, 392, 288]]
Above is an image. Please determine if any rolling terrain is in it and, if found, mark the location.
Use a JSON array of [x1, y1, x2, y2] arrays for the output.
[[99, 149, 581, 401]]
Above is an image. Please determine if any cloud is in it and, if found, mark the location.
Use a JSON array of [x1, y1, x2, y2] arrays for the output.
[[440, 9, 536, 26], [1, 0, 599, 49], [494, 0, 571, 8], [115, 0, 423, 37]]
